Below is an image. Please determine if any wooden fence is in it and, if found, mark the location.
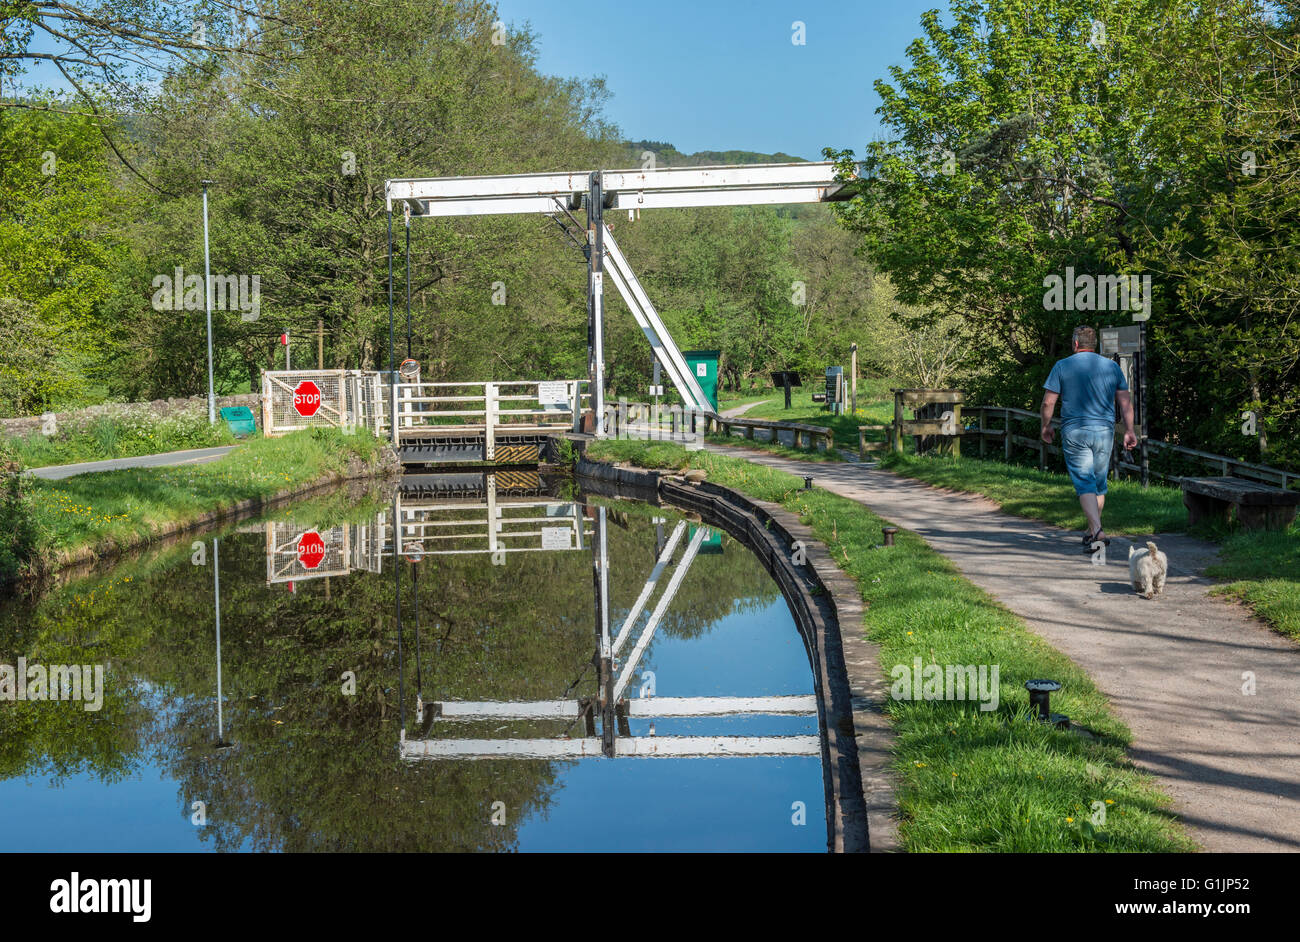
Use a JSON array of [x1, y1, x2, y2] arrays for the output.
[[964, 406, 1298, 491]]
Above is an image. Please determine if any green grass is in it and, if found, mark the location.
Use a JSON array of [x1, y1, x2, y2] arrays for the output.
[[880, 451, 1188, 535], [1206, 526, 1300, 639], [704, 433, 845, 462], [7, 407, 239, 469], [586, 439, 1192, 851], [733, 385, 894, 450], [12, 428, 389, 582]]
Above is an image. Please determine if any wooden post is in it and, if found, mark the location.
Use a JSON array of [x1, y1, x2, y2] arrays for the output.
[[978, 407, 986, 458], [317, 318, 324, 369], [952, 402, 962, 458], [850, 343, 858, 416], [893, 392, 904, 453], [1004, 408, 1012, 461]]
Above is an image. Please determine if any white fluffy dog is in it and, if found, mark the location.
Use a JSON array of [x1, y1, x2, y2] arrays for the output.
[[1128, 541, 1168, 599]]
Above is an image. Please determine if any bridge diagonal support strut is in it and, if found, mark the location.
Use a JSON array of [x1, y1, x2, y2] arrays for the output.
[[613, 525, 708, 701], [601, 226, 713, 415], [611, 520, 688, 656]]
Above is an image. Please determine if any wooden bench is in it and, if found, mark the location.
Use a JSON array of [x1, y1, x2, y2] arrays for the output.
[[1181, 477, 1300, 531]]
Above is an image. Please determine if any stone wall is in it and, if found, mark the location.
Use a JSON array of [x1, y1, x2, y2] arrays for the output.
[[1, 393, 260, 439]]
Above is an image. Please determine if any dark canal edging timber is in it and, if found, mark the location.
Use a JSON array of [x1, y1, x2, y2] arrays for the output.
[[38, 448, 402, 588], [577, 456, 897, 853]]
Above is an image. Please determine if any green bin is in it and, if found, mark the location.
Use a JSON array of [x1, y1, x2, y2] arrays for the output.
[[220, 406, 257, 438], [683, 349, 720, 411]]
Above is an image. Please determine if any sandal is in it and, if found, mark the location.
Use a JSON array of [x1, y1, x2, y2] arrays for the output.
[[1082, 530, 1111, 552]]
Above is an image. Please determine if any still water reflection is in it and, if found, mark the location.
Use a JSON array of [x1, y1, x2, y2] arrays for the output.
[[0, 474, 826, 851]]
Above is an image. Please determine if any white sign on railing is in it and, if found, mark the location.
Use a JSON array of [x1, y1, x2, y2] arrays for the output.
[[541, 526, 573, 550], [537, 381, 569, 412]]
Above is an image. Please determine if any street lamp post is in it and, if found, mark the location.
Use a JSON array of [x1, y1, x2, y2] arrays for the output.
[[202, 180, 216, 424]]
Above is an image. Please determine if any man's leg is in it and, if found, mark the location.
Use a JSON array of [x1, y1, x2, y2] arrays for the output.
[[1092, 429, 1112, 535], [1079, 492, 1102, 537]]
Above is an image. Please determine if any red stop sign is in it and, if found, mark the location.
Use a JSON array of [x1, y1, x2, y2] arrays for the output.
[[297, 530, 326, 570], [293, 380, 322, 417]]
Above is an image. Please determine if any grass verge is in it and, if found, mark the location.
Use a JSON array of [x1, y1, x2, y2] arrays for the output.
[[1205, 528, 1300, 639], [4, 428, 391, 589], [879, 451, 1188, 534], [705, 433, 844, 462], [6, 406, 238, 469], [587, 439, 1192, 851], [730, 387, 894, 450]]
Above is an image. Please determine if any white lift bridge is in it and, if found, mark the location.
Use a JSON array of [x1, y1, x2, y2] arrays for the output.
[[384, 161, 853, 433]]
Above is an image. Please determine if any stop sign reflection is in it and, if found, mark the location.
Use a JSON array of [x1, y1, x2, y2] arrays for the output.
[[297, 530, 326, 569], [293, 380, 322, 417]]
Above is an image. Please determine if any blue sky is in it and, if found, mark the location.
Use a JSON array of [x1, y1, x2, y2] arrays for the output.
[[494, 0, 939, 160], [7, 0, 942, 161]]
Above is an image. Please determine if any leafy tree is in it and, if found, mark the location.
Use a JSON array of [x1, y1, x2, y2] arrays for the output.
[[0, 103, 132, 411]]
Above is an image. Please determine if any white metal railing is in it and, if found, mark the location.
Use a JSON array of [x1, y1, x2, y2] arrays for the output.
[[265, 493, 592, 584], [389, 379, 587, 432], [262, 371, 590, 453]]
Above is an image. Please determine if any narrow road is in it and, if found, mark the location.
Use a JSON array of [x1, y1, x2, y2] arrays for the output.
[[26, 446, 238, 481], [712, 446, 1300, 852]]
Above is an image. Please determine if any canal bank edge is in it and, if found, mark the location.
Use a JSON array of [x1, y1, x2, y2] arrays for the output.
[[577, 456, 899, 853], [40, 446, 402, 583]]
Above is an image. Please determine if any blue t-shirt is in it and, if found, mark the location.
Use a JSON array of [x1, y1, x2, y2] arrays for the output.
[[1043, 352, 1128, 431]]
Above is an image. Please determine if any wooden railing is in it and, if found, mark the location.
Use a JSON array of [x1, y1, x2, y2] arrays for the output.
[[962, 406, 1298, 490], [704, 413, 835, 452]]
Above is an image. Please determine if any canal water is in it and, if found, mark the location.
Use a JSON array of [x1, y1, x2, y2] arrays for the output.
[[0, 475, 827, 851]]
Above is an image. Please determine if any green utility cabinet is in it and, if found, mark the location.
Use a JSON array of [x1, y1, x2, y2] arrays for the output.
[[690, 524, 723, 555], [219, 406, 257, 437], [683, 350, 720, 411]]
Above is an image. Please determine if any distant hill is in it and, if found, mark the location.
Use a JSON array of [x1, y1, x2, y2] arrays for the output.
[[618, 140, 808, 167]]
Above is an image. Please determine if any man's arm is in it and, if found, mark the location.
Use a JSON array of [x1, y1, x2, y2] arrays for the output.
[[1116, 390, 1137, 450], [1040, 390, 1059, 444]]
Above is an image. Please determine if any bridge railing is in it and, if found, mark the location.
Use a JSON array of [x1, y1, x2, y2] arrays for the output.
[[390, 380, 589, 436], [262, 371, 590, 447]]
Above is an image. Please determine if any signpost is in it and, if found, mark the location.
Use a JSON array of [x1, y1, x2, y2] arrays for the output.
[[1100, 325, 1148, 486], [770, 371, 802, 410], [297, 530, 326, 570], [292, 380, 322, 418], [825, 366, 844, 415]]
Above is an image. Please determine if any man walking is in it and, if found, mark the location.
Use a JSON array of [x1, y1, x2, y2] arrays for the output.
[[1040, 326, 1137, 550]]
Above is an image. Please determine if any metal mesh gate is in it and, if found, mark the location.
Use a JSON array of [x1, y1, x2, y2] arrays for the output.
[[265, 522, 350, 583], [262, 370, 352, 436]]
